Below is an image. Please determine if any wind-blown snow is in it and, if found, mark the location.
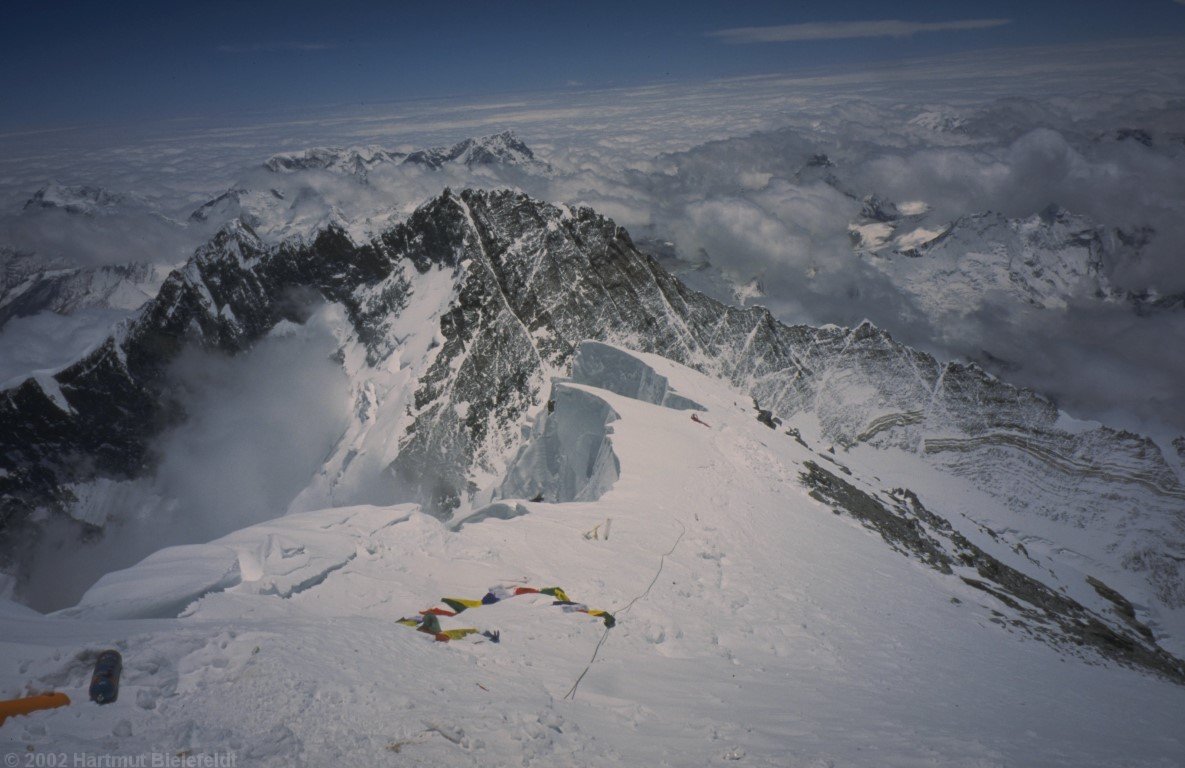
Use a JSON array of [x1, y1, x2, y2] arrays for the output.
[[16, 304, 354, 611]]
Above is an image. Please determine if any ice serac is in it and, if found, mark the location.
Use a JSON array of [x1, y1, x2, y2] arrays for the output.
[[499, 342, 710, 503], [1, 189, 1183, 636], [570, 340, 703, 411], [500, 382, 621, 504]]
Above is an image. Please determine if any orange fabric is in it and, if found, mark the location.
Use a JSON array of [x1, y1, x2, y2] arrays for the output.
[[421, 607, 457, 617], [0, 692, 70, 725], [513, 587, 539, 595]]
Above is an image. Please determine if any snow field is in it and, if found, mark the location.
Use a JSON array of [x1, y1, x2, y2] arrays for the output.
[[2, 346, 1183, 766]]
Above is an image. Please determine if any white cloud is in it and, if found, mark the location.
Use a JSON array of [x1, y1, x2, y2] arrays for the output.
[[708, 18, 1013, 44], [19, 304, 353, 610], [2, 37, 1183, 442]]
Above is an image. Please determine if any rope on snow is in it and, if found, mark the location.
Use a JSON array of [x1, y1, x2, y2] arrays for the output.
[[563, 521, 687, 700]]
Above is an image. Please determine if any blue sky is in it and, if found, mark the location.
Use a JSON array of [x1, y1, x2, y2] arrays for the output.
[[3, 0, 1185, 129]]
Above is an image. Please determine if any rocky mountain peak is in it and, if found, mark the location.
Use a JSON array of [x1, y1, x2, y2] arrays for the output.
[[23, 182, 132, 216], [186, 133, 553, 241], [403, 131, 551, 173], [2, 189, 1183, 669], [263, 145, 406, 176], [453, 130, 543, 167]]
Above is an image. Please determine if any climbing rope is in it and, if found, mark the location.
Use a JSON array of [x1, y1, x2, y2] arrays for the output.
[[615, 522, 687, 618], [564, 521, 687, 700]]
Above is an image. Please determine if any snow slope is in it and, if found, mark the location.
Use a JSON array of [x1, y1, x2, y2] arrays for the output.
[[2, 344, 1182, 766], [4, 189, 1182, 660], [0, 249, 169, 329]]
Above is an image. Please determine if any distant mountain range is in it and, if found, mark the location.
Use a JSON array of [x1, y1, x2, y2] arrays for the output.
[[849, 200, 1183, 317], [1, 132, 552, 328], [262, 130, 551, 177], [0, 248, 170, 330]]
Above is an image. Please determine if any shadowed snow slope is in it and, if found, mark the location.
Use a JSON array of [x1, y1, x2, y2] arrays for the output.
[[1, 344, 1183, 766]]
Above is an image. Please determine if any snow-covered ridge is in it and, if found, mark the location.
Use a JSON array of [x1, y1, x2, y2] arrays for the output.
[[8, 342, 1182, 765], [263, 145, 405, 175], [401, 130, 551, 172], [261, 130, 550, 178], [22, 182, 140, 217], [0, 249, 169, 329], [181, 131, 551, 244], [908, 110, 970, 135], [61, 505, 409, 620], [2, 189, 1183, 657], [54, 342, 1185, 685]]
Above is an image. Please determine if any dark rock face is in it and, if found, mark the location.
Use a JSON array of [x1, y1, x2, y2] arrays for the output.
[[859, 194, 900, 223], [0, 220, 389, 540], [1114, 128, 1154, 147], [801, 461, 1185, 685], [754, 401, 781, 430], [2, 188, 1182, 621], [188, 188, 252, 224]]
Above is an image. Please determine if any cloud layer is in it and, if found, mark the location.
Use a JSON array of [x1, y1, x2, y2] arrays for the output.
[[19, 305, 352, 610], [709, 18, 1013, 44], [1, 39, 1182, 448]]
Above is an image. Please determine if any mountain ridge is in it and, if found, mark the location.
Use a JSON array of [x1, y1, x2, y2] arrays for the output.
[[259, 130, 550, 179], [0, 248, 169, 330], [1, 188, 1182, 660]]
